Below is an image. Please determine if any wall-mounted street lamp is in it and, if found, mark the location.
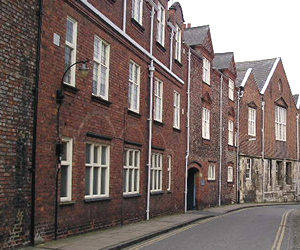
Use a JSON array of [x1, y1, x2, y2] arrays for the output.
[[54, 59, 89, 240]]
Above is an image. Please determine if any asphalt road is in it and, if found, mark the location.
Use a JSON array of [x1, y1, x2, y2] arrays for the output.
[[128, 205, 300, 250]]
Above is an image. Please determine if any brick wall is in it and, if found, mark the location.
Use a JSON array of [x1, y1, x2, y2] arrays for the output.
[[0, 0, 39, 248]]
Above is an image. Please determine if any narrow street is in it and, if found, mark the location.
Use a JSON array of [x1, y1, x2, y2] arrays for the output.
[[128, 205, 300, 250]]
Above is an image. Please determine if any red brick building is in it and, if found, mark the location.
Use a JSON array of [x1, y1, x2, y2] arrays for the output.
[[34, 0, 187, 242]]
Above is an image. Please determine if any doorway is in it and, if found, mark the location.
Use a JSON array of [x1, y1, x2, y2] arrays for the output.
[[187, 168, 199, 210]]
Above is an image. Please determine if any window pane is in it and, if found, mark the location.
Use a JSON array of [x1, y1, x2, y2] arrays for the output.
[[62, 142, 67, 161], [129, 150, 133, 166], [101, 146, 107, 165], [86, 144, 91, 164], [94, 146, 99, 163], [60, 165, 68, 197], [93, 63, 99, 95], [134, 169, 138, 191], [101, 167, 106, 195], [93, 167, 99, 195], [66, 19, 74, 43], [85, 167, 91, 195], [129, 169, 133, 192], [100, 65, 107, 96], [123, 169, 127, 192]]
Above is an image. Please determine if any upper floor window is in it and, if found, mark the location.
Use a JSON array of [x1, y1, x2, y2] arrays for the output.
[[248, 107, 256, 136], [154, 78, 163, 122], [202, 57, 210, 85], [227, 166, 233, 182], [123, 149, 140, 195], [64, 17, 77, 86], [175, 24, 181, 62], [156, 2, 165, 46], [228, 120, 234, 146], [93, 36, 110, 100], [228, 79, 234, 101], [208, 165, 215, 181], [246, 158, 252, 180], [85, 143, 110, 198], [275, 106, 286, 141], [202, 107, 210, 140], [173, 91, 180, 129], [151, 153, 163, 192], [128, 61, 141, 113], [60, 138, 73, 201], [132, 0, 143, 24]]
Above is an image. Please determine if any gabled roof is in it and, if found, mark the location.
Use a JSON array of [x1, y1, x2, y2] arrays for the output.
[[236, 58, 280, 93], [236, 68, 253, 88], [213, 52, 234, 70], [184, 25, 209, 47], [169, 2, 185, 22]]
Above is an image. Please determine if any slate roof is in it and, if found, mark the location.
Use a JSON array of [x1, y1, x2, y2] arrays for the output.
[[236, 69, 249, 87], [213, 52, 233, 70], [184, 25, 209, 47], [236, 58, 277, 92]]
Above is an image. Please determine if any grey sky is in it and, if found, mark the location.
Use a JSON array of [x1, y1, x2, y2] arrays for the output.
[[174, 0, 300, 95]]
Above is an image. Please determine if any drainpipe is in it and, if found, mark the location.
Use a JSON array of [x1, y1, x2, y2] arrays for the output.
[[261, 98, 265, 201], [30, 0, 43, 245], [297, 114, 299, 197], [185, 49, 191, 212], [167, 22, 175, 71], [122, 0, 127, 32], [218, 75, 223, 207]]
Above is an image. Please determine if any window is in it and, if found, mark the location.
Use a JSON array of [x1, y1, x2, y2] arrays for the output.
[[93, 36, 110, 100], [202, 57, 210, 84], [228, 120, 234, 146], [157, 2, 165, 45], [208, 165, 215, 180], [60, 138, 73, 201], [248, 107, 256, 136], [128, 61, 141, 113], [202, 107, 210, 140], [167, 156, 172, 191], [151, 153, 163, 192], [228, 79, 234, 101], [85, 143, 110, 198], [64, 17, 77, 86], [132, 0, 143, 24], [154, 79, 163, 122], [175, 24, 181, 62], [123, 149, 140, 194], [227, 166, 233, 182], [286, 162, 292, 185], [173, 91, 180, 129], [276, 161, 283, 185], [246, 158, 252, 180], [275, 106, 286, 141]]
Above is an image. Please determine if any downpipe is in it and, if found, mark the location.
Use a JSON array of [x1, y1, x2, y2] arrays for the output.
[[218, 75, 223, 207]]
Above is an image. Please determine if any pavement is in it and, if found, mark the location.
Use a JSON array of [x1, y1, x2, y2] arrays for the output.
[[27, 202, 299, 250]]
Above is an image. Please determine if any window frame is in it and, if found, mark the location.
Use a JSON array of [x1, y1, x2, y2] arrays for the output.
[[64, 17, 78, 86], [227, 166, 233, 183], [208, 165, 215, 181], [248, 107, 256, 136], [275, 106, 286, 141], [132, 0, 143, 24], [60, 137, 73, 202], [123, 149, 140, 195], [173, 91, 180, 129], [85, 143, 110, 199], [151, 153, 163, 192], [167, 155, 172, 191], [128, 61, 141, 113], [228, 120, 234, 146], [92, 36, 110, 100], [174, 24, 182, 62], [154, 78, 163, 122], [202, 57, 210, 85], [156, 2, 165, 46], [202, 107, 210, 140], [228, 79, 234, 101]]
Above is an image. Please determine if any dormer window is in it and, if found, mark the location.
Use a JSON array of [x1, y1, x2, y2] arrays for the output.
[[156, 2, 165, 46], [132, 0, 143, 24], [202, 57, 210, 85], [175, 24, 181, 62]]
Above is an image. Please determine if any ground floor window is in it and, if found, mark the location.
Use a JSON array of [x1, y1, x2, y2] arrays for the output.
[[151, 153, 163, 192], [246, 158, 252, 180], [208, 165, 215, 180], [286, 162, 292, 185], [123, 149, 140, 194], [60, 138, 73, 201], [227, 166, 233, 182]]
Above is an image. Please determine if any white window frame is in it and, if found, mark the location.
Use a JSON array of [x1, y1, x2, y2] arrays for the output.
[[64, 17, 77, 86], [227, 166, 233, 182], [60, 138, 73, 202], [154, 78, 163, 122], [173, 91, 180, 129], [175, 24, 181, 62], [208, 165, 215, 181], [228, 120, 234, 146], [128, 61, 141, 113], [156, 2, 165, 46], [167, 155, 172, 191], [151, 153, 163, 192], [248, 107, 256, 136], [202, 107, 210, 140], [85, 143, 110, 198], [246, 158, 252, 180], [202, 57, 210, 85], [132, 0, 143, 24], [92, 36, 110, 100], [275, 106, 286, 141], [123, 149, 140, 195], [228, 79, 234, 101]]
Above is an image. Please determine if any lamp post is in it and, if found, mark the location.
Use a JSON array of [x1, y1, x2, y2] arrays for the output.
[[54, 59, 89, 240]]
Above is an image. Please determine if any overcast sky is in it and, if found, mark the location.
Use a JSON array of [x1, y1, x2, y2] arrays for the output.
[[173, 0, 300, 95]]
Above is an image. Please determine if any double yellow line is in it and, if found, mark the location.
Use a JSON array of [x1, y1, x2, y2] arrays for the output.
[[271, 209, 294, 250]]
